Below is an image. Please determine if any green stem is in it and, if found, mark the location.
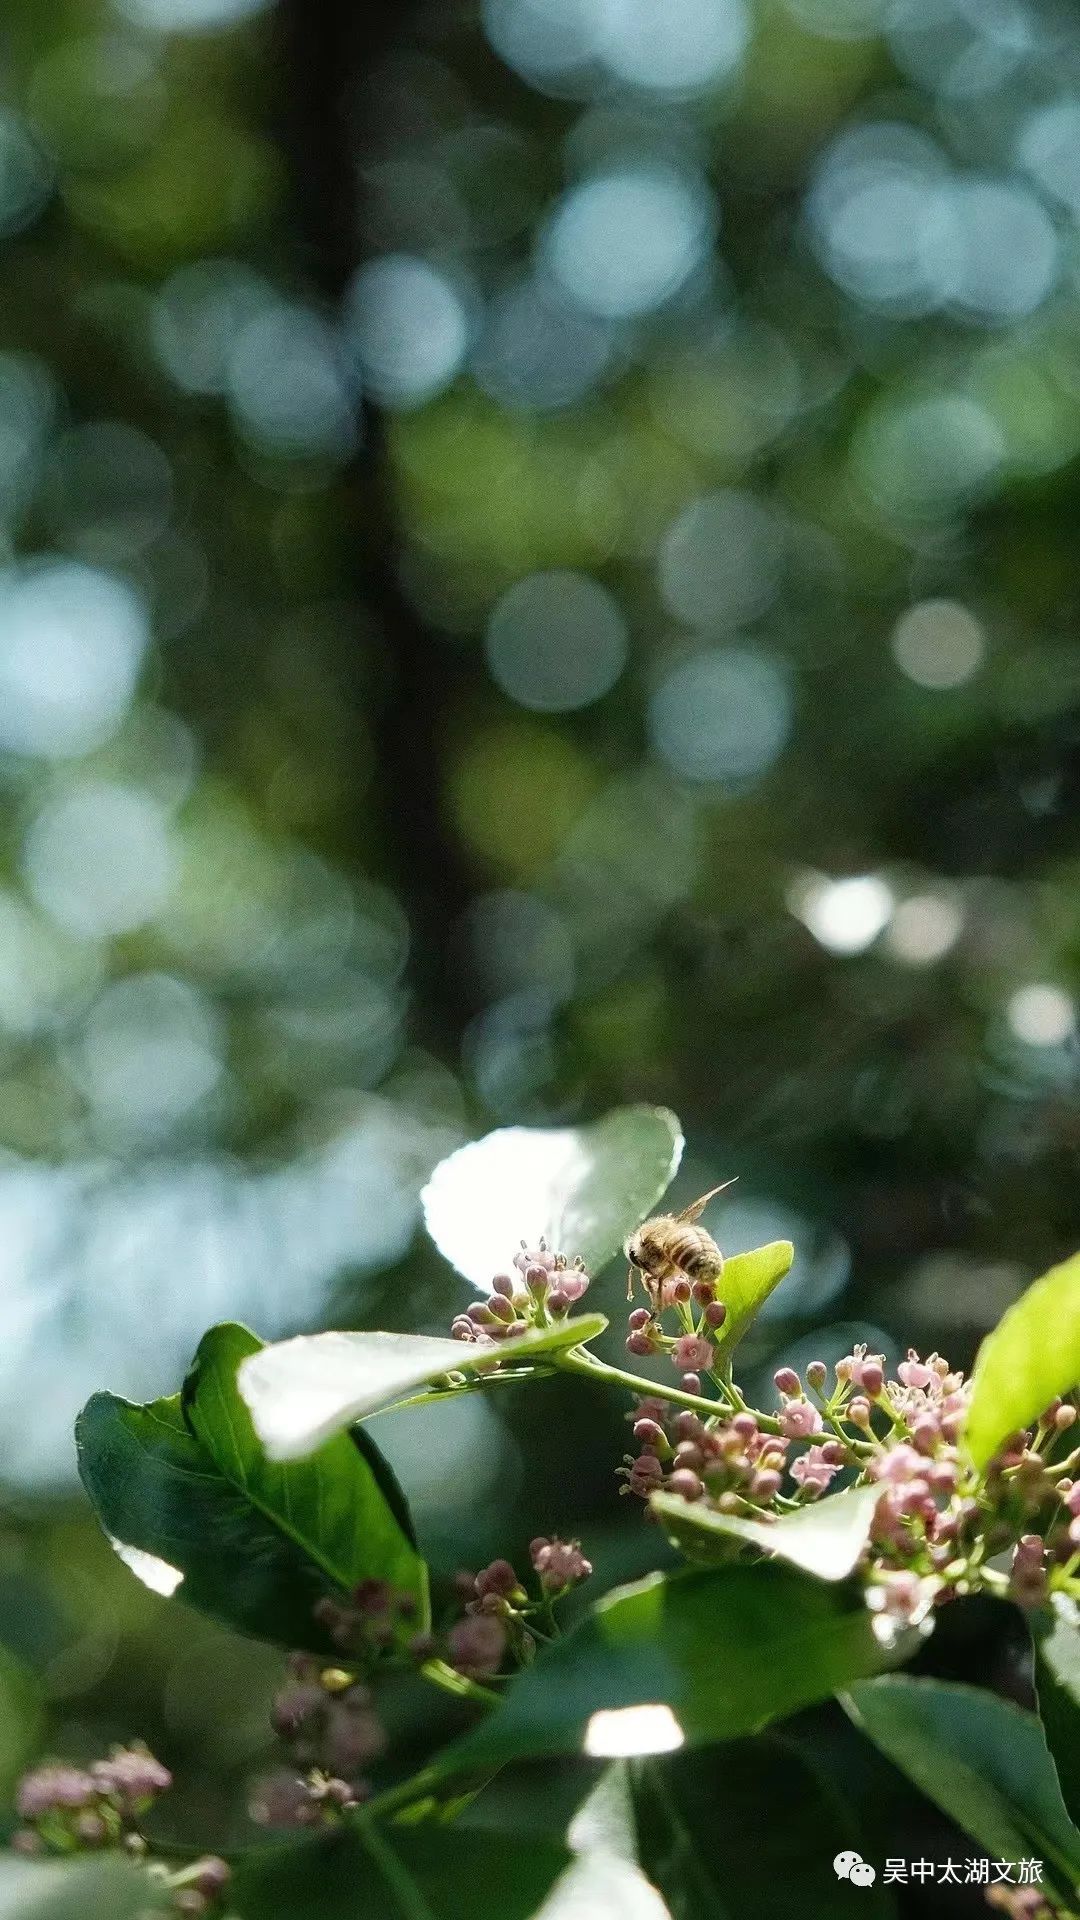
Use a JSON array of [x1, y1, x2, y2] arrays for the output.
[[420, 1658, 499, 1709], [556, 1345, 796, 1440], [358, 1810, 437, 1920], [364, 1764, 446, 1823]]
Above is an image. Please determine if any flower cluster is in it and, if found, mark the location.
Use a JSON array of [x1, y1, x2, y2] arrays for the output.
[[620, 1263, 1080, 1630], [312, 1577, 421, 1662], [449, 1242, 591, 1344], [12, 1746, 230, 1916], [250, 1654, 386, 1830], [446, 1536, 593, 1676]]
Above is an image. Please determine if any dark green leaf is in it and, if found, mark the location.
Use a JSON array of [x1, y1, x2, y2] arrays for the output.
[[183, 1323, 428, 1624], [633, 1737, 898, 1920], [420, 1106, 684, 1287], [230, 1817, 570, 1920], [237, 1314, 607, 1461], [440, 1562, 894, 1775], [845, 1676, 1080, 1900], [964, 1250, 1080, 1467], [76, 1371, 424, 1651], [1033, 1604, 1080, 1831], [652, 1483, 880, 1582]]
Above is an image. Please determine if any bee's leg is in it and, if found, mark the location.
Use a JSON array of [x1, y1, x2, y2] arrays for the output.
[[626, 1265, 636, 1301]]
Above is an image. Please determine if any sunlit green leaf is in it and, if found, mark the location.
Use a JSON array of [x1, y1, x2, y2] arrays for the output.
[[183, 1322, 428, 1626], [440, 1562, 893, 1776], [421, 1106, 684, 1288], [0, 1858, 167, 1919], [1033, 1603, 1080, 1831], [651, 1483, 880, 1582], [713, 1241, 794, 1361], [237, 1314, 607, 1461], [230, 1817, 570, 1919], [845, 1676, 1080, 1901], [964, 1250, 1080, 1467]]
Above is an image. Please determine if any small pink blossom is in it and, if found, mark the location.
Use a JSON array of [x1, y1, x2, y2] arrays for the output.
[[779, 1399, 823, 1439], [673, 1334, 714, 1374], [790, 1445, 839, 1497], [897, 1349, 933, 1391]]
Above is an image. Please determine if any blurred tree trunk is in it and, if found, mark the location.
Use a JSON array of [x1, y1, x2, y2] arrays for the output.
[[277, 0, 476, 1056]]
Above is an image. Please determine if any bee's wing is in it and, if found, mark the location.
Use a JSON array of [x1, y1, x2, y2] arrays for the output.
[[677, 1178, 738, 1224]]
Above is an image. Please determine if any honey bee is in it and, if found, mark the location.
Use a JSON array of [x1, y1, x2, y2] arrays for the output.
[[624, 1181, 737, 1303]]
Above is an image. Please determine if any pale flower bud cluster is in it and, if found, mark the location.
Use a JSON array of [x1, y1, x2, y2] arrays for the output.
[[251, 1652, 386, 1831], [450, 1242, 591, 1345], [11, 1746, 230, 1915], [446, 1536, 593, 1675]]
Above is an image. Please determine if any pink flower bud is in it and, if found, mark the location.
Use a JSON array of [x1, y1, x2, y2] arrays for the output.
[[448, 1614, 507, 1677], [628, 1307, 651, 1330], [491, 1273, 515, 1298], [1056, 1404, 1077, 1431], [847, 1397, 872, 1428], [559, 1271, 590, 1302], [475, 1559, 519, 1598], [681, 1372, 702, 1395], [487, 1293, 515, 1322], [806, 1361, 827, 1391], [525, 1264, 549, 1297], [626, 1331, 654, 1357], [633, 1418, 667, 1448], [692, 1279, 714, 1306], [467, 1302, 494, 1326], [751, 1469, 783, 1501], [704, 1301, 727, 1329], [671, 1278, 692, 1303], [774, 1367, 800, 1396], [667, 1468, 703, 1501], [547, 1288, 570, 1315], [856, 1360, 884, 1398]]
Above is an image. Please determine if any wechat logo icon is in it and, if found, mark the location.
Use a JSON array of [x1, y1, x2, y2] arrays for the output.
[[835, 1852, 877, 1887]]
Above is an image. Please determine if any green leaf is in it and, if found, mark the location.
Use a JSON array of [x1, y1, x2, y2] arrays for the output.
[[183, 1323, 428, 1626], [964, 1250, 1080, 1468], [1033, 1603, 1080, 1831], [712, 1240, 794, 1361], [237, 1314, 607, 1462], [845, 1676, 1080, 1901], [230, 1817, 570, 1920], [76, 1362, 426, 1651], [633, 1738, 898, 1920], [0, 1858, 167, 1919], [651, 1482, 880, 1582], [440, 1561, 894, 1776], [420, 1106, 684, 1287]]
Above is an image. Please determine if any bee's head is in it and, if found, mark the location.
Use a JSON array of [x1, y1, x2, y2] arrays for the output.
[[624, 1230, 645, 1270]]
